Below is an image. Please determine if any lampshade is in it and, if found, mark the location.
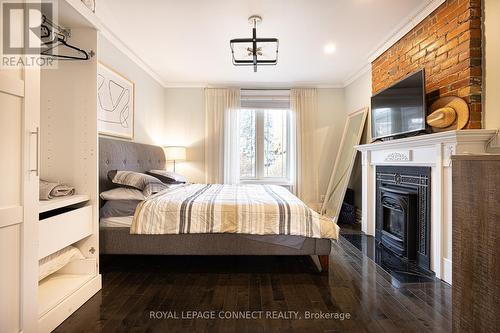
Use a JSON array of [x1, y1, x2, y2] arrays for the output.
[[164, 146, 186, 161]]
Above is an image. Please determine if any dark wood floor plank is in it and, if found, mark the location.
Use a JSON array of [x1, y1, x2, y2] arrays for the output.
[[330, 240, 445, 333], [114, 273, 166, 332], [343, 250, 449, 333], [55, 236, 451, 333], [129, 272, 177, 331]]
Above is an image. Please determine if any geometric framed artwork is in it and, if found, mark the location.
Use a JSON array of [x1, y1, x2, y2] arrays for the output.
[[97, 62, 135, 139]]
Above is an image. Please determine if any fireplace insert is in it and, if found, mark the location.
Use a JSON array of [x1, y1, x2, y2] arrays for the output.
[[380, 186, 417, 259], [376, 166, 431, 272]]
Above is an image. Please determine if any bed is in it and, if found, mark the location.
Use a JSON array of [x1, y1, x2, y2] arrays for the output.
[[99, 137, 334, 268]]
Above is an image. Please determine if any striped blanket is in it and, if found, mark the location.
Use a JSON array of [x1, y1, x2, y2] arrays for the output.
[[131, 184, 339, 239]]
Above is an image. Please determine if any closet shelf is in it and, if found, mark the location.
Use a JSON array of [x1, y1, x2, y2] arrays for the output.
[[38, 272, 94, 317], [39, 194, 90, 213]]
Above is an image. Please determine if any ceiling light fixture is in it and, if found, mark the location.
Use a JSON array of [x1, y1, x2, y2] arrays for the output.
[[230, 15, 279, 72], [324, 42, 336, 55]]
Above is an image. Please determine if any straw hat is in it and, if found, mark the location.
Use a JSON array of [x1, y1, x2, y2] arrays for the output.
[[427, 96, 469, 131]]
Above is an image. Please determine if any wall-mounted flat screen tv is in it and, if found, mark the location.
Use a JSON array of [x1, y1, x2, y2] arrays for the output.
[[371, 70, 426, 141]]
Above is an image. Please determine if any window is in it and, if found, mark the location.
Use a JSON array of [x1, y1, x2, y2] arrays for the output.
[[239, 109, 256, 178], [239, 108, 293, 183]]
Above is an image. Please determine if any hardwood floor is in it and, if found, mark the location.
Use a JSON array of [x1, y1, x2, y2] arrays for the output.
[[55, 235, 451, 333]]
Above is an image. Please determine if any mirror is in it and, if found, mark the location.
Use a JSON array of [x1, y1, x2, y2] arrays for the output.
[[321, 107, 368, 219]]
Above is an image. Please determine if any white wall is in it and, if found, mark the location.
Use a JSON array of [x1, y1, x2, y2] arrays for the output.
[[98, 36, 165, 145], [163, 88, 205, 183], [345, 69, 373, 121], [484, 0, 500, 147], [344, 69, 372, 208]]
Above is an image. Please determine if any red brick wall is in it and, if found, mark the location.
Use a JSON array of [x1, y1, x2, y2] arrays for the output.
[[371, 0, 482, 128]]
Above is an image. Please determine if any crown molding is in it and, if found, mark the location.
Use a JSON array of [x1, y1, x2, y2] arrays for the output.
[[343, 63, 371, 87], [97, 27, 168, 87], [163, 82, 345, 89], [163, 82, 209, 88], [341, 0, 445, 88]]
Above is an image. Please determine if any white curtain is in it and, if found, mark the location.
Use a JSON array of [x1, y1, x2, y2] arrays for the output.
[[204, 88, 240, 184], [291, 88, 318, 209]]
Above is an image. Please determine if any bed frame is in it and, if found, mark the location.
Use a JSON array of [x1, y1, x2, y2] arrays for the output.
[[99, 137, 331, 270]]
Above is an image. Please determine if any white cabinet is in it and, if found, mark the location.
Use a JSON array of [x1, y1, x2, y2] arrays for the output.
[[0, 1, 102, 332]]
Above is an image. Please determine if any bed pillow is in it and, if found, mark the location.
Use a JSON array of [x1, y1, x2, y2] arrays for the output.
[[147, 170, 187, 184], [39, 246, 85, 281], [100, 200, 142, 218], [108, 170, 169, 196], [143, 182, 170, 197], [100, 187, 145, 201]]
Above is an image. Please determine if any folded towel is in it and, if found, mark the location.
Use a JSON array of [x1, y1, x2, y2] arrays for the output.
[[40, 179, 75, 200]]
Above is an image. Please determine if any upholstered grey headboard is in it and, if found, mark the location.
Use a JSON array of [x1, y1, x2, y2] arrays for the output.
[[99, 137, 166, 194]]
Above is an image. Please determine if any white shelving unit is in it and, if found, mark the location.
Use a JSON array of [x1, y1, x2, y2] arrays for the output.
[[38, 273, 94, 317], [38, 269, 101, 333], [39, 195, 90, 213], [1, 1, 105, 331], [36, 1, 102, 331]]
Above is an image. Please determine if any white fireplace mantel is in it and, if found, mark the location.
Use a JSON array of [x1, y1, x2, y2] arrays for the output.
[[355, 129, 497, 284]]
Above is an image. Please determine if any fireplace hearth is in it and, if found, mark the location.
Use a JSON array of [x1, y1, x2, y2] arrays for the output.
[[376, 166, 431, 272]]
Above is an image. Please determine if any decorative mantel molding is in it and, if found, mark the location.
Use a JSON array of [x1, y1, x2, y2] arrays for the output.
[[383, 151, 411, 162], [355, 130, 497, 152], [355, 129, 497, 284]]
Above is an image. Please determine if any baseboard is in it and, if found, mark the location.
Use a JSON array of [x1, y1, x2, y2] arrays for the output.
[[442, 258, 452, 285]]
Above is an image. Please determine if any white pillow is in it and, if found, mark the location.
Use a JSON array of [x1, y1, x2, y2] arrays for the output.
[[39, 246, 85, 281], [100, 187, 146, 201]]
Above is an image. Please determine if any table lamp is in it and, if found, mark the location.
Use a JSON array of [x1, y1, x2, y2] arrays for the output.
[[164, 146, 186, 172]]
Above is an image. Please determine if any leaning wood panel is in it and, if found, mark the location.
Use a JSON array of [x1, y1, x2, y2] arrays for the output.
[[452, 155, 500, 333]]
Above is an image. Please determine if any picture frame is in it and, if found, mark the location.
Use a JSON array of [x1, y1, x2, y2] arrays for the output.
[[97, 62, 135, 139]]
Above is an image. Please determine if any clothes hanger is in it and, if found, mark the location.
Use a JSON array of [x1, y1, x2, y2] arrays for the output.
[[41, 24, 51, 39], [41, 36, 91, 60], [40, 18, 92, 60]]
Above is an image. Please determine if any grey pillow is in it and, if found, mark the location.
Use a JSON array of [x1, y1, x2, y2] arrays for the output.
[[99, 200, 142, 218], [146, 170, 187, 184], [143, 182, 169, 197], [108, 170, 169, 196]]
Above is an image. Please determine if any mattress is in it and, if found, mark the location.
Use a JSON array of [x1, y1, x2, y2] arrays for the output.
[[100, 216, 133, 228], [99, 216, 307, 249]]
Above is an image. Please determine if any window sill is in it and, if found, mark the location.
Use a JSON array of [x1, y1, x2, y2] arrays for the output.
[[239, 179, 293, 186]]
